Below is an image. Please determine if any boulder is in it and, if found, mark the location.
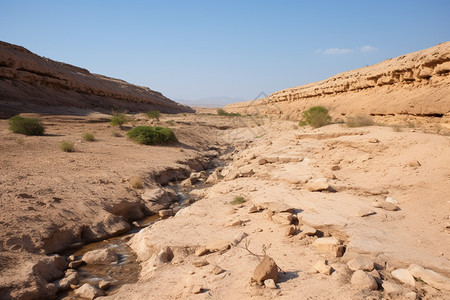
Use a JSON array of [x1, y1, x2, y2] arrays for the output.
[[253, 256, 278, 285], [347, 257, 374, 271], [74, 283, 104, 299], [271, 212, 293, 225], [312, 237, 345, 257], [313, 260, 332, 275], [306, 179, 330, 192], [157, 246, 174, 263], [351, 270, 378, 290], [382, 281, 404, 294], [392, 268, 415, 287], [82, 248, 118, 265], [285, 226, 296, 236], [300, 225, 317, 237], [205, 239, 230, 253], [408, 264, 450, 291]]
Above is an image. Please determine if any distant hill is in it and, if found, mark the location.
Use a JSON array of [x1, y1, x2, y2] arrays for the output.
[[177, 96, 247, 108]]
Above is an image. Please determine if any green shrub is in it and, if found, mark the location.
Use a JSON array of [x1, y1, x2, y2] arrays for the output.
[[230, 196, 245, 205], [303, 106, 331, 128], [8, 115, 45, 135], [82, 132, 95, 141], [346, 115, 374, 127], [146, 110, 160, 120], [217, 109, 241, 117], [165, 120, 175, 126], [60, 141, 75, 152], [110, 113, 127, 127], [127, 126, 177, 145], [298, 120, 307, 126]]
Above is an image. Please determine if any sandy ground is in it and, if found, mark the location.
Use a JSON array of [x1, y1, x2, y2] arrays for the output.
[[1, 112, 450, 299]]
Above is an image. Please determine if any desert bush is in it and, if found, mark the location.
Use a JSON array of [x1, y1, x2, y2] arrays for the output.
[[127, 126, 177, 145], [146, 110, 160, 120], [112, 131, 122, 137], [165, 120, 175, 126], [217, 109, 241, 117], [110, 113, 127, 127], [346, 115, 374, 127], [60, 141, 75, 152], [230, 196, 245, 205], [82, 132, 95, 141], [16, 138, 24, 144], [130, 176, 144, 189], [302, 106, 331, 128], [8, 115, 45, 136], [298, 120, 307, 126]]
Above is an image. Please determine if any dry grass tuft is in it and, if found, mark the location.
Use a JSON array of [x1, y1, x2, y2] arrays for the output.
[[130, 176, 144, 189], [346, 115, 374, 127]]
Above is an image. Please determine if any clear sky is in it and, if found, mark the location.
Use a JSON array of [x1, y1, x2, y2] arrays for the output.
[[1, 0, 449, 105]]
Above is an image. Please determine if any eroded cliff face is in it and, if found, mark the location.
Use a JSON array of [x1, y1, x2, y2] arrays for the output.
[[225, 42, 450, 121], [0, 41, 193, 117]]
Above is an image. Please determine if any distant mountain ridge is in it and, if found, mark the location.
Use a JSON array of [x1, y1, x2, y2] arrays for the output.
[[0, 41, 193, 117]]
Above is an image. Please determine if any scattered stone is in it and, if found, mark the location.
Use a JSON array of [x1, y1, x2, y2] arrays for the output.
[[408, 160, 421, 168], [408, 264, 450, 291], [351, 270, 378, 290], [159, 209, 174, 217], [205, 239, 230, 253], [272, 212, 293, 225], [285, 226, 296, 236], [392, 269, 415, 287], [300, 225, 317, 237], [98, 280, 113, 290], [227, 219, 242, 227], [82, 248, 118, 265], [372, 201, 400, 211], [255, 228, 263, 232], [264, 279, 277, 289], [355, 208, 376, 217], [324, 173, 336, 180], [67, 255, 76, 262], [312, 237, 344, 257], [382, 281, 404, 294], [193, 260, 209, 267], [248, 205, 261, 213], [195, 246, 208, 257], [306, 179, 330, 192], [55, 273, 79, 292], [330, 165, 341, 171], [347, 257, 374, 271], [263, 202, 295, 214], [313, 260, 332, 275], [180, 177, 196, 187], [68, 260, 83, 269], [190, 285, 204, 294], [212, 266, 225, 275], [239, 165, 255, 177], [253, 255, 278, 285], [368, 138, 379, 143], [74, 283, 104, 299], [230, 232, 248, 246], [157, 246, 174, 263], [258, 158, 267, 165], [403, 291, 418, 299], [385, 196, 399, 204]]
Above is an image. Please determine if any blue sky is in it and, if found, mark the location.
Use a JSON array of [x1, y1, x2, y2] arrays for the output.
[[1, 1, 449, 105]]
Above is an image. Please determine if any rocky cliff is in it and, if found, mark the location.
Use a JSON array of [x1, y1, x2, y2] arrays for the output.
[[225, 42, 450, 122], [0, 41, 193, 117]]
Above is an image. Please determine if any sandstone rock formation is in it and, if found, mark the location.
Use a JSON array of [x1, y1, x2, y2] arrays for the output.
[[225, 42, 450, 121], [0, 41, 193, 117]]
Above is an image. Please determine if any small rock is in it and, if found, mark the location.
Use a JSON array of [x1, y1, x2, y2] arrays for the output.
[[263, 202, 295, 214], [227, 219, 242, 227], [74, 283, 104, 299], [253, 255, 278, 285], [159, 209, 174, 217], [403, 291, 418, 299], [355, 208, 375, 217], [205, 239, 230, 253], [392, 268, 415, 287], [264, 279, 277, 289], [230, 232, 248, 246], [157, 246, 174, 263], [368, 138, 379, 143], [195, 246, 209, 257], [98, 280, 113, 290], [330, 165, 341, 171], [82, 248, 118, 265], [212, 265, 225, 275], [300, 225, 317, 237], [258, 158, 268, 165], [255, 228, 263, 232], [385, 196, 399, 204], [55, 273, 79, 292], [351, 270, 378, 290], [248, 205, 260, 213], [307, 179, 330, 192], [408, 264, 450, 291], [67, 255, 76, 262], [347, 257, 374, 271], [408, 160, 421, 168], [324, 173, 336, 180], [372, 201, 399, 211], [382, 281, 404, 294], [272, 212, 293, 225], [312, 237, 345, 257], [313, 260, 332, 275], [193, 259, 209, 267], [68, 260, 83, 269], [285, 226, 296, 236], [190, 285, 204, 294]]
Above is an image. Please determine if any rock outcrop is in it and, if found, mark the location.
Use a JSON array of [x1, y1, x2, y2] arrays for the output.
[[0, 41, 193, 117], [225, 42, 450, 120]]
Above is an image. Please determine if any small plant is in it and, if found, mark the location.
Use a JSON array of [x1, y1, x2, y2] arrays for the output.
[[127, 126, 177, 145], [391, 125, 402, 132], [16, 138, 24, 144], [60, 141, 75, 152], [165, 120, 175, 126], [346, 115, 374, 127], [298, 120, 307, 126], [183, 113, 187, 116], [8, 115, 45, 136], [129, 176, 144, 189], [82, 132, 95, 141], [217, 109, 241, 117], [230, 196, 246, 205], [146, 110, 160, 120], [303, 106, 331, 128], [110, 113, 127, 128]]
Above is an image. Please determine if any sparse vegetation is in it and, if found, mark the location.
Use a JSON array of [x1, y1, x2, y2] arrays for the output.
[[230, 196, 246, 205], [127, 126, 177, 145], [110, 113, 127, 128], [146, 110, 160, 120], [217, 109, 241, 117], [82, 132, 95, 141], [8, 115, 45, 136], [16, 138, 24, 144], [112, 131, 122, 137], [298, 120, 307, 126], [130, 176, 144, 189], [302, 106, 331, 128], [60, 141, 75, 152], [165, 120, 175, 126], [346, 115, 374, 127]]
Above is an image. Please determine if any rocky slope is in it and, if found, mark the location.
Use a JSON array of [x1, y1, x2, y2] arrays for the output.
[[225, 42, 450, 122], [0, 41, 193, 117]]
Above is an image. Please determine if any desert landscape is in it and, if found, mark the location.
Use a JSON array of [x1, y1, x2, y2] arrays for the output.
[[1, 18, 450, 300]]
